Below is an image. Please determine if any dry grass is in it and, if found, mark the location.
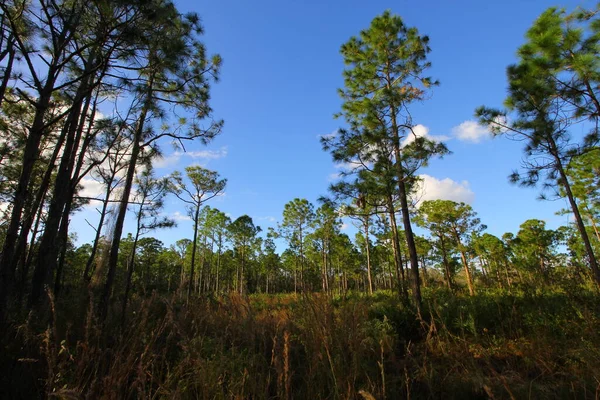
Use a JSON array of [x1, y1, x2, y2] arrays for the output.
[[1, 287, 599, 399]]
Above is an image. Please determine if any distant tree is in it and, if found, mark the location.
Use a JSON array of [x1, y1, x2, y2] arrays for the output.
[[228, 215, 261, 295], [207, 208, 230, 293], [311, 203, 342, 294], [513, 219, 558, 283], [262, 228, 281, 294], [169, 166, 226, 298], [174, 238, 192, 289], [414, 235, 434, 288], [472, 233, 513, 288], [415, 200, 485, 295], [121, 166, 174, 325], [279, 198, 315, 291]]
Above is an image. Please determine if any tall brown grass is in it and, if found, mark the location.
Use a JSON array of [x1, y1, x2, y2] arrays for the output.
[[1, 287, 599, 399]]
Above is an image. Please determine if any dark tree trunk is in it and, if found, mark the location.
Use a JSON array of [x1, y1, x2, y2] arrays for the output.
[[31, 72, 95, 305], [397, 176, 422, 309], [554, 149, 600, 286], [188, 204, 201, 298], [0, 75, 58, 314], [386, 195, 407, 300], [99, 120, 143, 320], [364, 215, 373, 295]]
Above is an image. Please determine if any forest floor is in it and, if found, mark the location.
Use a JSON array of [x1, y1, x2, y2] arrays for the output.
[[1, 286, 600, 399]]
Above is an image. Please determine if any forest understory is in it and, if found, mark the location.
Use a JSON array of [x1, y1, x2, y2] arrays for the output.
[[1, 283, 599, 399]]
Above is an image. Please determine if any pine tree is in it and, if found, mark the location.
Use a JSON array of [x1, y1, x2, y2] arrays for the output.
[[324, 11, 448, 308], [477, 5, 600, 286]]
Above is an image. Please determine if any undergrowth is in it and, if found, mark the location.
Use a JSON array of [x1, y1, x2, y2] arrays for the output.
[[1, 287, 599, 399]]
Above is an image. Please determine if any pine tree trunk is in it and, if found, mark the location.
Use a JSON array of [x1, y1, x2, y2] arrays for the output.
[[439, 235, 453, 291], [0, 73, 58, 313], [53, 203, 72, 298], [188, 204, 201, 298], [396, 175, 422, 308], [0, 38, 15, 109], [121, 207, 144, 329], [455, 234, 475, 296], [83, 187, 112, 281], [364, 215, 373, 295], [552, 143, 600, 286], [386, 197, 407, 300], [31, 76, 94, 305], [99, 114, 144, 319]]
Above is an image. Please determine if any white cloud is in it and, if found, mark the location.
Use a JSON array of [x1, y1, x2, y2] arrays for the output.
[[78, 178, 106, 200], [170, 211, 192, 221], [414, 174, 474, 207], [154, 146, 228, 169], [153, 154, 180, 169], [402, 124, 450, 147], [340, 223, 348, 231], [451, 120, 491, 143], [186, 147, 228, 159]]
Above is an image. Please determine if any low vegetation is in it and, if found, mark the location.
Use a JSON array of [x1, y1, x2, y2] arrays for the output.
[[2, 285, 599, 399]]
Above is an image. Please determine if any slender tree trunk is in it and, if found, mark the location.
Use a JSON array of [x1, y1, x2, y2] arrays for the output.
[[396, 175, 422, 308], [584, 205, 600, 243], [388, 78, 422, 308], [438, 235, 453, 291], [553, 146, 600, 285], [364, 215, 373, 295], [121, 211, 143, 329], [17, 193, 46, 302], [421, 256, 428, 288], [0, 73, 58, 313], [215, 236, 222, 293], [31, 76, 94, 305], [14, 123, 68, 293], [53, 203, 72, 298], [100, 120, 144, 319], [240, 245, 245, 295], [293, 260, 297, 295], [455, 233, 475, 296], [199, 236, 207, 293], [0, 39, 15, 108], [503, 261, 512, 288], [83, 189, 112, 281], [188, 204, 201, 298], [299, 227, 304, 291], [386, 199, 407, 300]]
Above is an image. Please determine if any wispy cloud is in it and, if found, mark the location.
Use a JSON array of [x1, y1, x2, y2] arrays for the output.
[[170, 211, 192, 221], [254, 216, 277, 223], [154, 146, 228, 168]]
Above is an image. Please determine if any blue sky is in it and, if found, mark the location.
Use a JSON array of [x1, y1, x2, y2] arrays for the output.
[[72, 0, 590, 249]]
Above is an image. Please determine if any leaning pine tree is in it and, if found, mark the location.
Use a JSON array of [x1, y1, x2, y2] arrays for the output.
[[323, 11, 448, 309], [477, 5, 600, 286]]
